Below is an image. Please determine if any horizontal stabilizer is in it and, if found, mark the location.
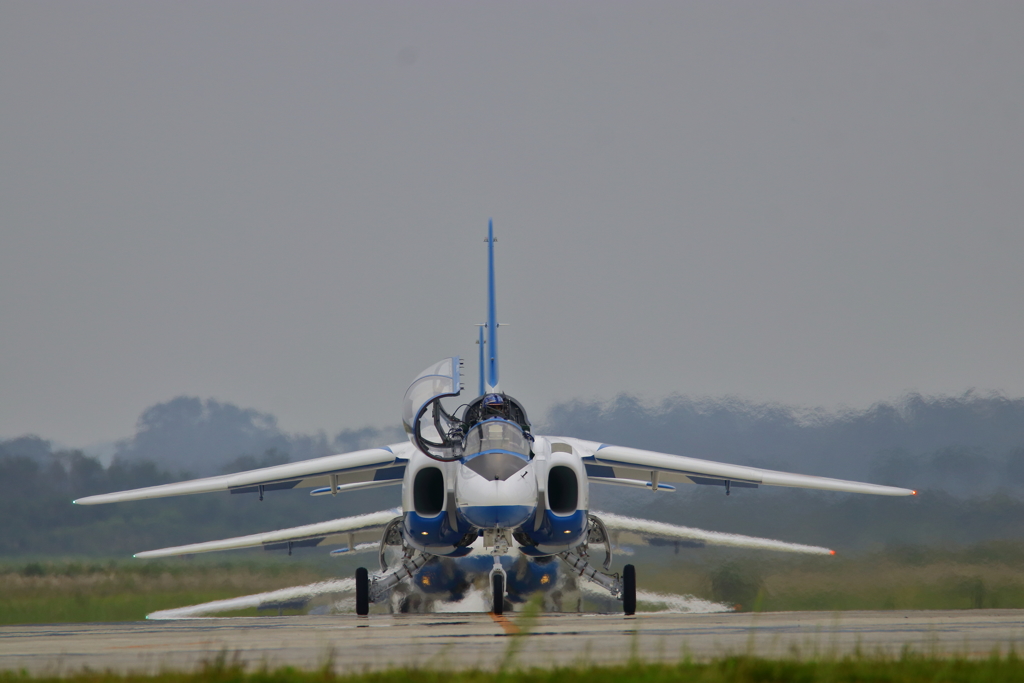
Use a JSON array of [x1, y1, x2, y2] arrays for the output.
[[133, 509, 398, 558], [596, 510, 835, 555], [147, 578, 356, 619], [579, 583, 732, 614]]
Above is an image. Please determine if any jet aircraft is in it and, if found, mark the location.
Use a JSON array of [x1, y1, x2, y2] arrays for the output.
[[75, 223, 915, 616]]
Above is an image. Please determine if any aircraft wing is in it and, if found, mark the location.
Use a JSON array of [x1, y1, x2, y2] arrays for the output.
[[133, 509, 399, 558], [147, 578, 357, 619], [596, 510, 834, 555], [73, 442, 414, 505], [556, 438, 914, 496]]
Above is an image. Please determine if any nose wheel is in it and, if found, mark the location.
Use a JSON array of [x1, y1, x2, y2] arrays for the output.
[[491, 572, 505, 615], [490, 553, 507, 616]]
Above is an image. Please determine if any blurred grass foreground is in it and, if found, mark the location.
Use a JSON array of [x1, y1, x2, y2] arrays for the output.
[[6, 540, 1024, 624], [6, 655, 1024, 683]]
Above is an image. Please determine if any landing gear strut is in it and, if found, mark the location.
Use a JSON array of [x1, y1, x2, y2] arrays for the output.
[[559, 550, 638, 616], [356, 547, 433, 616]]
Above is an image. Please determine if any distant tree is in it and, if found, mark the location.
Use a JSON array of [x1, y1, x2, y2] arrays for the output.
[[0, 433, 400, 558], [544, 392, 1024, 496], [114, 397, 298, 475], [111, 397, 404, 476], [0, 435, 53, 461]]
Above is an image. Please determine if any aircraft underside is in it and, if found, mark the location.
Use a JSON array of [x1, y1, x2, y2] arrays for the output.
[[362, 510, 634, 615], [385, 549, 581, 614]]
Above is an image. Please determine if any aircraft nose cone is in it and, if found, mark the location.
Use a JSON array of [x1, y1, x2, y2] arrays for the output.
[[456, 462, 536, 528]]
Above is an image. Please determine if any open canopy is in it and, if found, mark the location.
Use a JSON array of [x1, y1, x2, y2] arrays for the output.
[[402, 357, 464, 460]]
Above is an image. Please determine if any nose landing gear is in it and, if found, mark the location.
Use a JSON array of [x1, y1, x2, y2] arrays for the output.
[[491, 572, 505, 615], [490, 554, 507, 615]]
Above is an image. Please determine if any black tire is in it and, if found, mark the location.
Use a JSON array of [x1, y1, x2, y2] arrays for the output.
[[622, 564, 636, 616], [355, 567, 369, 616], [492, 573, 504, 616]]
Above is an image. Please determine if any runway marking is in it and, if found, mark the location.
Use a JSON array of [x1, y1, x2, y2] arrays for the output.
[[489, 613, 519, 635], [108, 641, 213, 650]]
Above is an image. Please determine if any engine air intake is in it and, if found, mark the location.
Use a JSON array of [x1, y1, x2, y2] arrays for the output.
[[413, 467, 445, 516], [547, 466, 578, 515]]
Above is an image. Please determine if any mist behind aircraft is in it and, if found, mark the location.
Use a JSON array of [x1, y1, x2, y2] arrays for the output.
[[4, 390, 1024, 557]]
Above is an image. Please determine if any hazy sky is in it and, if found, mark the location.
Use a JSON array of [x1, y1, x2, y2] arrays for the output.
[[2, 2, 1023, 447]]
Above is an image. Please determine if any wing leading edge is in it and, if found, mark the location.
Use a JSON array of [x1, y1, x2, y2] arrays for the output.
[[73, 443, 413, 505], [133, 509, 399, 559], [552, 438, 914, 497]]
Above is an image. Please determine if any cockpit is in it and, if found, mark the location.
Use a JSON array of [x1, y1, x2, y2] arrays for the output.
[[464, 419, 531, 458], [462, 418, 532, 481], [462, 393, 531, 432], [402, 357, 534, 464]]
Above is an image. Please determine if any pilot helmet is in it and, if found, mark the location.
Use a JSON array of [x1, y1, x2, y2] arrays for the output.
[[482, 393, 508, 418]]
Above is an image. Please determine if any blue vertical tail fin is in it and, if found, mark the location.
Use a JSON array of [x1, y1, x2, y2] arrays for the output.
[[485, 219, 500, 393]]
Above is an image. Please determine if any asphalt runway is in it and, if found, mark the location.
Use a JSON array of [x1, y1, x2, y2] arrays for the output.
[[4, 610, 1024, 675]]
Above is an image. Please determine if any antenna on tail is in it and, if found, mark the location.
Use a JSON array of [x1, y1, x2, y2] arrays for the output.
[[476, 325, 486, 397]]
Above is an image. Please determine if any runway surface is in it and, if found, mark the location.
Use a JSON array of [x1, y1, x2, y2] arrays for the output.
[[4, 610, 1024, 675]]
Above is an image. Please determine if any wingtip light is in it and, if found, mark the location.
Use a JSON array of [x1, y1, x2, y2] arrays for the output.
[[829, 550, 836, 556], [912, 490, 918, 496]]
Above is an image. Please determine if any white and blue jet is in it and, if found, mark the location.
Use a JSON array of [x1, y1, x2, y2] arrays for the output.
[[75, 222, 916, 616]]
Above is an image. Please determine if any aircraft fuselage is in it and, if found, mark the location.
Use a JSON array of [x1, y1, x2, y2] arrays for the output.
[[400, 432, 591, 557]]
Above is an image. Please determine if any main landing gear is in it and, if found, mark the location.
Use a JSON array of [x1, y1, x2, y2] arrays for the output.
[[355, 546, 431, 616], [559, 550, 637, 615], [355, 567, 369, 616], [622, 564, 636, 616]]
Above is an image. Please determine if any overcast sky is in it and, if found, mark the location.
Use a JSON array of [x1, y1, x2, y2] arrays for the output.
[[2, 2, 1022, 447]]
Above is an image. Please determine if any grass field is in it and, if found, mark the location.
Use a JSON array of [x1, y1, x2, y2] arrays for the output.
[[641, 540, 1024, 612], [5, 540, 1024, 623], [6, 655, 1024, 683], [0, 559, 328, 624]]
